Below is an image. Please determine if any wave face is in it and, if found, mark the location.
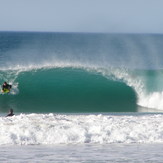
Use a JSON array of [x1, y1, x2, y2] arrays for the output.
[[0, 32, 163, 112], [0, 68, 137, 112], [1, 113, 163, 145]]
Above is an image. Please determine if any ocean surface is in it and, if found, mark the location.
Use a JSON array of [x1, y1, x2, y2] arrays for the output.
[[1, 32, 163, 162]]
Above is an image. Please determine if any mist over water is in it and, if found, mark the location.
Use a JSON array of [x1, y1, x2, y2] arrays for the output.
[[1, 32, 162, 70], [0, 32, 163, 112]]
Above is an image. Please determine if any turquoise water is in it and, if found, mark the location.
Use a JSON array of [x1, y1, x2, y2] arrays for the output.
[[0, 68, 137, 112], [0, 32, 163, 113]]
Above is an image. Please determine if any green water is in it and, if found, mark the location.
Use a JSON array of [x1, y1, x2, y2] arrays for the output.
[[0, 68, 137, 113]]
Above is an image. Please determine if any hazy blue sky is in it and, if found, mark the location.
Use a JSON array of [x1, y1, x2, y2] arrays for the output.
[[0, 0, 163, 33]]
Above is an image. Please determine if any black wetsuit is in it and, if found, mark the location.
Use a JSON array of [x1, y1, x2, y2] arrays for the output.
[[6, 113, 14, 117], [2, 84, 12, 91]]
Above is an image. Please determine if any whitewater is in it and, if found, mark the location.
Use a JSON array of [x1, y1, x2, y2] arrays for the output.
[[1, 113, 163, 145], [1, 32, 163, 162], [1, 113, 163, 162]]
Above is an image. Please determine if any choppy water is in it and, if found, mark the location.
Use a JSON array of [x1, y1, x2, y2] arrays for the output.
[[1, 144, 163, 163]]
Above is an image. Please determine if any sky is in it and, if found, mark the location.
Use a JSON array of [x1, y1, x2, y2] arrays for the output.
[[0, 0, 163, 33]]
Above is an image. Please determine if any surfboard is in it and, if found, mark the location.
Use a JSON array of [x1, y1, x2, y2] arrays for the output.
[[1, 88, 10, 94]]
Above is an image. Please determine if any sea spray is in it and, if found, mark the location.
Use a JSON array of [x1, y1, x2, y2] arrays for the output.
[[0, 32, 163, 112]]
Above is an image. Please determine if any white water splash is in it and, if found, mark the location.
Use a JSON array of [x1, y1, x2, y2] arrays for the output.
[[95, 67, 163, 111], [1, 113, 163, 145]]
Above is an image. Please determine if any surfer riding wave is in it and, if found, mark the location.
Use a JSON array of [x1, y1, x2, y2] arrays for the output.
[[1, 82, 12, 93]]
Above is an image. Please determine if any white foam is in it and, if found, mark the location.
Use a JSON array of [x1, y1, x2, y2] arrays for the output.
[[0, 113, 163, 145], [95, 67, 163, 111], [138, 92, 163, 111]]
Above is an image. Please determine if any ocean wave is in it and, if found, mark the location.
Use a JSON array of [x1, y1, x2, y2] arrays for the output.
[[1, 65, 163, 112], [0, 67, 137, 112], [1, 32, 163, 112]]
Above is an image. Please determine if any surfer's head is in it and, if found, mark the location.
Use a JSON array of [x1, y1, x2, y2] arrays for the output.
[[3, 82, 7, 85]]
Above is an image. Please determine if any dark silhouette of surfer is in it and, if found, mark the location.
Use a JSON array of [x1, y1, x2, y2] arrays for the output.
[[6, 109, 14, 117], [1, 82, 12, 93]]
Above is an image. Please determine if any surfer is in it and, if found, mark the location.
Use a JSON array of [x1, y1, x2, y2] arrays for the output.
[[1, 82, 12, 93], [6, 109, 14, 117]]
